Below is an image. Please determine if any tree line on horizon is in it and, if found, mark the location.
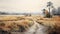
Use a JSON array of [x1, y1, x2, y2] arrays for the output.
[[52, 7, 60, 15]]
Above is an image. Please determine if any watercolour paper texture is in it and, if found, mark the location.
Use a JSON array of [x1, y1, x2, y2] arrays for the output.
[[0, 0, 60, 34]]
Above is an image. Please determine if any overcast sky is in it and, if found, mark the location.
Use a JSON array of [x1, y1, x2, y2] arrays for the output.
[[0, 0, 60, 14]]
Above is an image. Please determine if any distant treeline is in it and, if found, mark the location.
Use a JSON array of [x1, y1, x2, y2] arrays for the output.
[[0, 12, 31, 15], [0, 7, 60, 16], [52, 7, 60, 15]]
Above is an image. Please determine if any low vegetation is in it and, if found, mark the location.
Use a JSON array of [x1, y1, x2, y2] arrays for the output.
[[0, 15, 60, 34]]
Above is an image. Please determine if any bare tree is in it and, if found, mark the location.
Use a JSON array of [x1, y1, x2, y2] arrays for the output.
[[47, 2, 54, 18]]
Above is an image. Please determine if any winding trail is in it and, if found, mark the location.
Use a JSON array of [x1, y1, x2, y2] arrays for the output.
[[11, 20, 49, 34]]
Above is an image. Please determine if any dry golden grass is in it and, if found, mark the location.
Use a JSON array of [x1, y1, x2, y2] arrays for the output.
[[0, 15, 60, 32], [0, 16, 34, 31]]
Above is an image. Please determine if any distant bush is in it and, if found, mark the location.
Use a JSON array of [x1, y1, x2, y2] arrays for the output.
[[0, 22, 5, 26], [45, 13, 52, 18]]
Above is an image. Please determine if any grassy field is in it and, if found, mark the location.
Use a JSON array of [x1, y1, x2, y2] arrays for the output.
[[0, 15, 60, 34]]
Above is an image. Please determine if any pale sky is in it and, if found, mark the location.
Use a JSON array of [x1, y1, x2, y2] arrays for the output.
[[0, 0, 60, 14]]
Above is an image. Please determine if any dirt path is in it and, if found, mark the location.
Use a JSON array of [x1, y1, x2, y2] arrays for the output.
[[11, 21, 49, 34]]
